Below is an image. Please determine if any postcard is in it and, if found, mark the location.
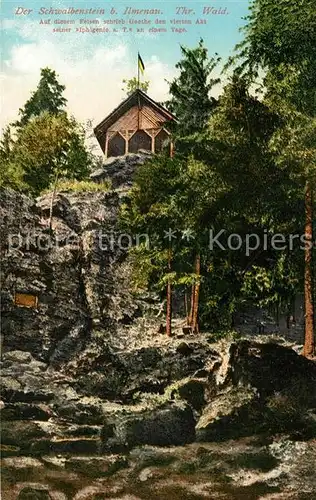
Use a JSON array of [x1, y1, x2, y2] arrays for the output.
[[1, 1, 315, 498]]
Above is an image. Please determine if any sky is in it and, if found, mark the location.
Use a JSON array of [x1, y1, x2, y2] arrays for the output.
[[1, 0, 251, 141]]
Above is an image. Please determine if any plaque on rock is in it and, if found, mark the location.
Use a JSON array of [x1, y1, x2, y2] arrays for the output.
[[14, 292, 38, 309]]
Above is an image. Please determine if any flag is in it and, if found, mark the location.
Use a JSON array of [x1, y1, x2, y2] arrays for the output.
[[138, 53, 145, 74]]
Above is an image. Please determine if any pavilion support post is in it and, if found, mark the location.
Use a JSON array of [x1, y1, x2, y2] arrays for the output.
[[149, 129, 158, 153], [125, 130, 129, 155]]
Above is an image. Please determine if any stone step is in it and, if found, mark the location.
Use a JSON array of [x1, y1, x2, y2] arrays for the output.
[[50, 437, 101, 455], [1, 377, 54, 403], [30, 437, 101, 456], [0, 402, 52, 421], [64, 455, 128, 477], [0, 444, 21, 457]]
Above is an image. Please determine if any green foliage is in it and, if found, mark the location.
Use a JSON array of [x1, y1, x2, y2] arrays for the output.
[[0, 159, 27, 191], [165, 38, 220, 159], [232, 0, 316, 117], [264, 63, 316, 118], [199, 75, 302, 326], [121, 152, 226, 310], [0, 67, 94, 195], [120, 154, 187, 295], [205, 330, 241, 343], [41, 179, 110, 194], [1, 112, 91, 195], [0, 126, 13, 163], [122, 77, 150, 96], [15, 68, 67, 128], [207, 75, 281, 209], [166, 39, 220, 136], [269, 112, 316, 185], [0, 126, 26, 190], [232, 0, 315, 349], [233, 0, 316, 78], [241, 251, 301, 313], [121, 49, 310, 330]]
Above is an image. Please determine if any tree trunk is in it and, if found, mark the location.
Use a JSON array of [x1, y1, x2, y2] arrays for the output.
[[48, 170, 60, 231], [188, 284, 195, 326], [286, 311, 290, 330], [192, 253, 201, 334], [166, 247, 172, 336], [184, 290, 189, 325], [303, 181, 315, 358], [276, 301, 280, 327]]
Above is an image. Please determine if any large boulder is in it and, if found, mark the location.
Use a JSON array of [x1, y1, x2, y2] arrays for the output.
[[112, 402, 196, 448], [195, 340, 316, 440], [196, 387, 260, 441], [225, 340, 316, 400], [1, 375, 54, 403], [72, 339, 220, 402]]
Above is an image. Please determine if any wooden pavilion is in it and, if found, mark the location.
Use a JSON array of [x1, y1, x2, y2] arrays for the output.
[[94, 89, 176, 158]]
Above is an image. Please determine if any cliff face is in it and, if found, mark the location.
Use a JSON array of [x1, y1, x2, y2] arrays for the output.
[[0, 188, 140, 363]]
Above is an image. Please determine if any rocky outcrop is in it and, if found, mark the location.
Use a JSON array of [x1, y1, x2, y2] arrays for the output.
[[1, 339, 315, 457], [113, 402, 196, 448], [90, 150, 153, 189], [0, 188, 144, 363]]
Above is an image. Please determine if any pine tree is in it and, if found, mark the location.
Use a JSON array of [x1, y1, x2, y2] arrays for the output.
[[15, 68, 67, 128], [166, 39, 220, 137], [164, 39, 221, 328]]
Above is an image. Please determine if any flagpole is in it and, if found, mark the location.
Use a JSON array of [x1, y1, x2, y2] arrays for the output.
[[137, 52, 140, 130]]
